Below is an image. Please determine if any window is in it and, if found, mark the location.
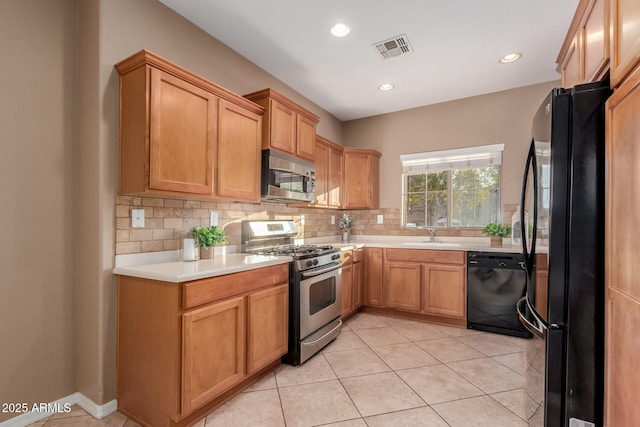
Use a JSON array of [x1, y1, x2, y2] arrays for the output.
[[401, 144, 503, 228]]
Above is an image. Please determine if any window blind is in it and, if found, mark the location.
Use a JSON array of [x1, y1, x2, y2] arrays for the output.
[[400, 143, 504, 173]]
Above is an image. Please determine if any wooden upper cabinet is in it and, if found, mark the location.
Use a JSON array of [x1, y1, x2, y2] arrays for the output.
[[269, 99, 296, 154], [557, 0, 609, 87], [149, 68, 216, 195], [216, 100, 262, 202], [343, 148, 381, 209], [561, 35, 581, 89], [610, 0, 640, 87], [244, 88, 319, 162], [115, 50, 264, 201], [314, 135, 344, 208], [296, 114, 317, 160]]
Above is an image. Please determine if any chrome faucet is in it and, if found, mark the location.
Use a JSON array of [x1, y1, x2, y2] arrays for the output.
[[428, 228, 436, 243]]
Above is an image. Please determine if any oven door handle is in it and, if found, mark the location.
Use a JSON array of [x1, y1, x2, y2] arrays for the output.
[[301, 263, 341, 278], [301, 320, 343, 346]]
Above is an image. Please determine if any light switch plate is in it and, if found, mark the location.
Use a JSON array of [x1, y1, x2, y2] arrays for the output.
[[210, 211, 219, 226], [131, 209, 145, 228], [331, 215, 335, 225], [300, 215, 305, 225], [377, 214, 384, 224]]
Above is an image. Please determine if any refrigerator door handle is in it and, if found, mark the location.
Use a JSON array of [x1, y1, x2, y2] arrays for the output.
[[516, 297, 546, 339], [520, 142, 538, 274]]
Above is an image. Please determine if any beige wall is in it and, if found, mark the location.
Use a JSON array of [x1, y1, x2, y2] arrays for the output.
[[343, 81, 559, 211], [0, 0, 78, 422]]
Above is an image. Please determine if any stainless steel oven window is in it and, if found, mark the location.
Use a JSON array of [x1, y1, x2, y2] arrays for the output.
[[308, 276, 336, 315]]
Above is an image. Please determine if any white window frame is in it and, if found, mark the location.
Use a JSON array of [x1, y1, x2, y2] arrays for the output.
[[401, 144, 504, 228]]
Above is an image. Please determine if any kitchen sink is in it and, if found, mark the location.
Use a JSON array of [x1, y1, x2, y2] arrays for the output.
[[401, 242, 462, 247]]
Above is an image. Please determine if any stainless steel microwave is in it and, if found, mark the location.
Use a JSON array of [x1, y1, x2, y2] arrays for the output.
[[261, 150, 315, 203]]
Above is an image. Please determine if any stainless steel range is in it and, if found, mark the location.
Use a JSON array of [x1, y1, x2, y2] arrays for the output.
[[242, 220, 342, 365]]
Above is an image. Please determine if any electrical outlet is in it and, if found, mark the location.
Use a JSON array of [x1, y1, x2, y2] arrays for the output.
[[300, 215, 305, 225], [209, 211, 219, 226], [377, 214, 384, 224], [131, 209, 145, 228], [331, 215, 335, 225]]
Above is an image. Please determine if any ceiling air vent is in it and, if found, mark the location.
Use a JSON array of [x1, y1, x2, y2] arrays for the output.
[[372, 34, 413, 60]]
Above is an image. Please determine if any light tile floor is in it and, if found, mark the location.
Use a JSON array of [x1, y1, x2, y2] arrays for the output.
[[27, 312, 529, 427]]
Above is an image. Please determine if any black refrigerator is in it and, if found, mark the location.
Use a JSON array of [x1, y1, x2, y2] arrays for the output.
[[516, 79, 610, 426]]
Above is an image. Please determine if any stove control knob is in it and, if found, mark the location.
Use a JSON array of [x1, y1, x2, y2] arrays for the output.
[[332, 254, 340, 260], [313, 259, 319, 266], [306, 260, 313, 267]]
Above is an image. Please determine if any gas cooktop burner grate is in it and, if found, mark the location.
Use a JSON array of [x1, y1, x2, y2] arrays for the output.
[[255, 244, 337, 258]]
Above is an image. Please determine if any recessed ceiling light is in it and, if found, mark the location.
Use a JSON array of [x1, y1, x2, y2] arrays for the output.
[[330, 23, 350, 37], [499, 53, 522, 64], [378, 83, 394, 91]]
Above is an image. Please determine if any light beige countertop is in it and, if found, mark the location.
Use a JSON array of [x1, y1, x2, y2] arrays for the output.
[[309, 236, 546, 254], [113, 253, 292, 283]]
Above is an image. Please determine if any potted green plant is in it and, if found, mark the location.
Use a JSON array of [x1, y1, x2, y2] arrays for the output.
[[482, 222, 512, 248], [191, 225, 227, 259]]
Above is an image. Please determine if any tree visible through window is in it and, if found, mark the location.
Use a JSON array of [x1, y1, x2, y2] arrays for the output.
[[401, 145, 503, 228]]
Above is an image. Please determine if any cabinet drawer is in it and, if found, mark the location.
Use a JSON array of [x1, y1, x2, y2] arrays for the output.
[[182, 264, 289, 309], [384, 249, 465, 265]]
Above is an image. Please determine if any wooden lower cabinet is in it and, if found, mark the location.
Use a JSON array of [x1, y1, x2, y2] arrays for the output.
[[353, 258, 363, 309], [246, 284, 288, 375], [341, 263, 353, 317], [384, 261, 421, 312], [364, 248, 384, 306], [117, 264, 289, 427], [182, 297, 245, 413], [364, 249, 466, 325], [421, 264, 466, 319]]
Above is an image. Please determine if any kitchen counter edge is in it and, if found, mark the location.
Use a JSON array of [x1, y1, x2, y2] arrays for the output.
[[113, 254, 292, 283]]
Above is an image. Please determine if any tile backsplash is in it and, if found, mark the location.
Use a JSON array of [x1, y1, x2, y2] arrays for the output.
[[115, 196, 518, 255]]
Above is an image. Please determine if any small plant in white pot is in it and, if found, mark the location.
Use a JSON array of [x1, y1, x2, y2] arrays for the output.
[[339, 214, 353, 242], [482, 222, 512, 248], [191, 225, 227, 259]]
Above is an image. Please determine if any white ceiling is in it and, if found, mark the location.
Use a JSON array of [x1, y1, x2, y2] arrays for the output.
[[159, 0, 579, 121]]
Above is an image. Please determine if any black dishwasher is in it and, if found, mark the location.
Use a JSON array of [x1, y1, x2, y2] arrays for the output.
[[467, 252, 531, 338]]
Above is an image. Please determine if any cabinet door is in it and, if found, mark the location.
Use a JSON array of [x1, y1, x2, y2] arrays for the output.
[[605, 64, 640, 425], [384, 261, 421, 312], [610, 0, 640, 87], [269, 99, 296, 155], [364, 248, 384, 307], [182, 296, 245, 413], [421, 264, 466, 319], [582, 0, 609, 82], [343, 151, 371, 209], [328, 147, 343, 207], [247, 284, 289, 375], [296, 114, 316, 161], [216, 99, 262, 201], [353, 261, 363, 310], [561, 34, 581, 89], [313, 141, 329, 206], [149, 68, 216, 194], [341, 264, 353, 317]]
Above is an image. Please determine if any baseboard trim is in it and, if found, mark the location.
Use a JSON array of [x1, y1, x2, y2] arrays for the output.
[[0, 393, 117, 427]]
